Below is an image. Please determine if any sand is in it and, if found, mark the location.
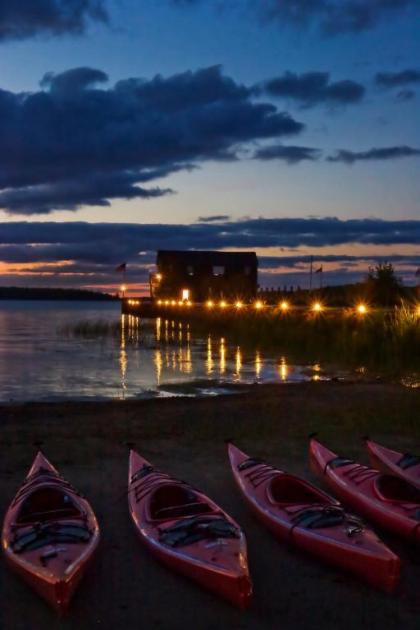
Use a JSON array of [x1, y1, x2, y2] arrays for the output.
[[0, 382, 419, 630]]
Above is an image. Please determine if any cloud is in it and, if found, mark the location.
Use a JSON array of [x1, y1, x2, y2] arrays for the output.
[[0, 65, 304, 215], [198, 215, 230, 222], [396, 89, 416, 102], [328, 145, 420, 164], [171, 1, 419, 35], [1, 218, 419, 268], [375, 69, 420, 88], [261, 72, 365, 107], [2, 218, 419, 288], [253, 144, 321, 163], [0, 1, 107, 41], [259, 254, 420, 270]]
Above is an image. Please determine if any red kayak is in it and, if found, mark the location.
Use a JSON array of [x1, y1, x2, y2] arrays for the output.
[[309, 437, 420, 545], [366, 439, 420, 490], [228, 443, 400, 592], [128, 450, 252, 607], [2, 452, 100, 613]]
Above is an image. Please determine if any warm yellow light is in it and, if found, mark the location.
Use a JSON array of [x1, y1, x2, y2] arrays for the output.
[[312, 301, 323, 312], [357, 303, 367, 315], [157, 299, 162, 305], [416, 305, 420, 317], [220, 300, 227, 308], [279, 300, 289, 311], [165, 300, 169, 306], [171, 300, 176, 306], [178, 300, 183, 306], [254, 300, 263, 310], [206, 300, 214, 308], [235, 301, 243, 309], [181, 288, 190, 301], [156, 273, 162, 281], [120, 285, 126, 292]]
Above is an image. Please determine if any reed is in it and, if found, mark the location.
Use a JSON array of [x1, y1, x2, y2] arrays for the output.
[[157, 302, 420, 371]]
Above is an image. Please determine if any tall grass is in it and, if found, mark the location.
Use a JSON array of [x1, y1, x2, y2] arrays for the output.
[[155, 303, 420, 371], [59, 319, 121, 338]]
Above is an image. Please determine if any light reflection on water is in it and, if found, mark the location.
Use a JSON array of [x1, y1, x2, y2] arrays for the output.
[[1, 300, 413, 403]]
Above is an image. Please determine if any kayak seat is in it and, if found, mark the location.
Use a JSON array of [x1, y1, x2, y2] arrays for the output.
[[159, 516, 239, 547], [398, 453, 420, 470], [16, 488, 81, 524], [374, 475, 420, 503], [268, 475, 331, 505], [150, 485, 213, 520]]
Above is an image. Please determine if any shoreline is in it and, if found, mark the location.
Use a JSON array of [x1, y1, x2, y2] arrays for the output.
[[1, 382, 419, 629]]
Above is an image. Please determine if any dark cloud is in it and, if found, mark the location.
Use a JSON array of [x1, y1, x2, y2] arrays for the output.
[[375, 69, 420, 88], [1, 218, 419, 269], [0, 65, 304, 215], [0, 1, 107, 41], [198, 215, 230, 222], [396, 89, 416, 102], [259, 254, 420, 270], [261, 72, 365, 107], [328, 145, 420, 164], [253, 144, 321, 163], [2, 218, 419, 288], [171, 1, 419, 35]]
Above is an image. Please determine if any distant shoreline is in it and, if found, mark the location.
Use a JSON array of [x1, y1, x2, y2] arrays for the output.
[[0, 287, 117, 301]]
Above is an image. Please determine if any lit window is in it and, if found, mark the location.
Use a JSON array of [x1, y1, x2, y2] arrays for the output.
[[181, 288, 190, 301], [213, 265, 225, 276], [187, 265, 194, 276]]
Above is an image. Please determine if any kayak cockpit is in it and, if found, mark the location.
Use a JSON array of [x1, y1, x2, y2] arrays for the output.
[[16, 487, 82, 525], [267, 474, 333, 506], [374, 475, 420, 504], [149, 485, 213, 521]]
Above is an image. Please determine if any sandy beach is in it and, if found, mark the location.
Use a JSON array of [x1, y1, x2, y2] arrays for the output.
[[0, 382, 419, 630]]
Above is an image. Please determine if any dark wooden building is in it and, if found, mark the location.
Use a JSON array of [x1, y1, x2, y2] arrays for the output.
[[151, 250, 258, 302]]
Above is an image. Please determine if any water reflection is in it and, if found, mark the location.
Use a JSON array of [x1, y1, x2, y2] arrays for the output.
[[278, 356, 288, 382], [119, 315, 333, 393], [219, 337, 226, 375], [206, 336, 214, 375], [235, 346, 242, 379], [115, 314, 348, 396], [0, 302, 389, 403], [255, 351, 262, 379], [120, 314, 127, 398]]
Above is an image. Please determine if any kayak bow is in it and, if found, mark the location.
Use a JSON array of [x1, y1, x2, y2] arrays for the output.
[[309, 437, 420, 546], [2, 452, 100, 613], [365, 439, 420, 490], [228, 442, 400, 592], [128, 450, 252, 608]]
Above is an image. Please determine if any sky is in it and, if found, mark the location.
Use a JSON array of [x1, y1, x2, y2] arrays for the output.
[[0, 0, 419, 293]]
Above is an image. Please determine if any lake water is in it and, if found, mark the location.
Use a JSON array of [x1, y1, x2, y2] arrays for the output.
[[0, 301, 346, 403]]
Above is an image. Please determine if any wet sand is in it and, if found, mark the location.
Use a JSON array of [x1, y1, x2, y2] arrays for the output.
[[0, 382, 419, 629]]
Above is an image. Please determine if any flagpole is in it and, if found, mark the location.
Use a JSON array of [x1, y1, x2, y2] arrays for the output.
[[309, 256, 313, 292]]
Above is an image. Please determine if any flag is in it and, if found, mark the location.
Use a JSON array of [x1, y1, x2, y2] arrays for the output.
[[315, 265, 323, 273], [115, 263, 126, 273]]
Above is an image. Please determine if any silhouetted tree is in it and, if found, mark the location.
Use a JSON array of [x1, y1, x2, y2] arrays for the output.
[[366, 262, 403, 306]]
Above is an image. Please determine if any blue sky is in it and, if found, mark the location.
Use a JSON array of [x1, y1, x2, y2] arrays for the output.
[[0, 0, 419, 291]]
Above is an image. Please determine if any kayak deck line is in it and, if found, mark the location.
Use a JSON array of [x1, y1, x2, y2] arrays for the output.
[[128, 450, 252, 608], [229, 442, 401, 593]]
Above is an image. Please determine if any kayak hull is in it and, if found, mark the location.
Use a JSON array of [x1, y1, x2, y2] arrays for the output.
[[228, 443, 400, 593], [2, 452, 100, 613], [309, 437, 420, 546], [128, 450, 252, 608], [366, 439, 420, 490]]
